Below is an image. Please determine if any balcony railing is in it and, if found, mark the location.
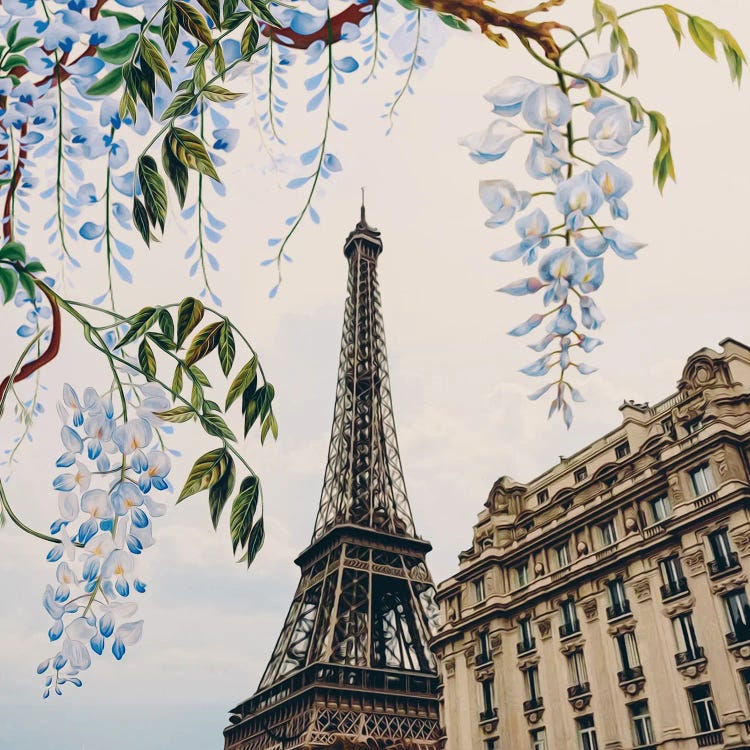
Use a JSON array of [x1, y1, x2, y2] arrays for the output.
[[708, 552, 740, 578], [476, 652, 492, 666], [726, 627, 750, 647], [567, 682, 591, 699], [696, 730, 723, 747], [479, 708, 498, 723], [517, 638, 536, 655], [606, 600, 631, 620], [675, 647, 705, 665], [695, 491, 718, 508], [617, 665, 644, 683], [660, 577, 689, 601], [523, 697, 544, 712], [559, 621, 581, 639]]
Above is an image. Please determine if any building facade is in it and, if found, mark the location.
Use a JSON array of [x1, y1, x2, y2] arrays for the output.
[[431, 339, 750, 750]]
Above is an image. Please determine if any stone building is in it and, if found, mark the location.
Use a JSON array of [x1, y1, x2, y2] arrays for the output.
[[431, 339, 750, 750]]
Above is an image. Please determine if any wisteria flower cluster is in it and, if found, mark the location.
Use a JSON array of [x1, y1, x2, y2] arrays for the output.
[[460, 3, 745, 426], [38, 383, 169, 695]]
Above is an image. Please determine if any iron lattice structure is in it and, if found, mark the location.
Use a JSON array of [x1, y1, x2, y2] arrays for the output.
[[224, 211, 442, 750]]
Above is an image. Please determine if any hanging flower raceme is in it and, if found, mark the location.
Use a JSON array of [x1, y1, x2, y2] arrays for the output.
[[38, 384, 170, 697]]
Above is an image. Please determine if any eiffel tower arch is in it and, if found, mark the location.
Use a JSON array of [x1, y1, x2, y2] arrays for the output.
[[223, 208, 442, 750]]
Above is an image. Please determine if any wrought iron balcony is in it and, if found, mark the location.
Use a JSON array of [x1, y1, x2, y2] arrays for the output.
[[559, 620, 581, 639], [475, 651, 492, 666], [617, 665, 644, 683], [606, 600, 631, 620], [567, 682, 591, 699], [517, 638, 536, 655], [708, 552, 740, 578], [660, 577, 689, 601], [726, 626, 750, 647], [523, 697, 544, 712], [696, 730, 723, 747], [479, 708, 498, 723], [674, 647, 705, 665]]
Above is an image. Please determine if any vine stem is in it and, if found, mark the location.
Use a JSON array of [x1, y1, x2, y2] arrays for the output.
[[386, 10, 422, 132]]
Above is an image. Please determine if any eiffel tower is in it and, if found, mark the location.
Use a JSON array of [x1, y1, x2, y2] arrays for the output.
[[223, 206, 442, 750]]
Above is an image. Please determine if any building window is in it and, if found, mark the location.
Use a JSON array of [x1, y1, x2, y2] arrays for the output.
[[673, 612, 703, 663], [629, 701, 655, 747], [650, 495, 672, 523], [576, 715, 599, 750], [597, 519, 618, 547], [689, 464, 715, 497], [523, 666, 542, 709], [607, 578, 630, 619], [615, 441, 631, 459], [615, 631, 642, 681], [741, 670, 750, 708], [688, 684, 720, 733], [662, 417, 676, 439], [515, 561, 529, 589], [477, 631, 491, 665], [560, 599, 580, 638], [686, 419, 704, 435], [485, 740, 497, 750], [479, 678, 496, 720], [567, 650, 588, 688], [708, 529, 739, 575], [518, 617, 536, 653], [537, 489, 549, 505], [660, 555, 689, 599], [725, 589, 750, 644], [574, 466, 588, 483], [530, 728, 547, 750], [474, 577, 486, 603], [556, 542, 571, 569]]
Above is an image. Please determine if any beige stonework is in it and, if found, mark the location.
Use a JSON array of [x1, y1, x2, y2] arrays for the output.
[[431, 339, 750, 750]]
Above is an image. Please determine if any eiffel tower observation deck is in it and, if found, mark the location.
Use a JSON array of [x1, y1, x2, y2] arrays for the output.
[[223, 207, 442, 750]]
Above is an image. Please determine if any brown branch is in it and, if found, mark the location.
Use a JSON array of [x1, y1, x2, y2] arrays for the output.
[[0, 280, 62, 414], [3, 122, 28, 242]]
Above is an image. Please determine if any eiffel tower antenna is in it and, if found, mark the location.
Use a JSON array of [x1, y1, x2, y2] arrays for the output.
[[224, 211, 441, 750]]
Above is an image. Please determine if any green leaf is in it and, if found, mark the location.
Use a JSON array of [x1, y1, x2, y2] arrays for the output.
[[171, 363, 184, 395], [133, 197, 151, 246], [661, 5, 682, 46], [22, 260, 46, 274], [137, 155, 168, 231], [10, 37, 38, 53], [0, 240, 26, 263], [18, 272, 35, 300], [169, 126, 220, 180], [98, 33, 139, 64], [240, 18, 259, 59], [178, 447, 227, 501], [86, 66, 124, 97], [213, 43, 226, 76], [201, 412, 237, 442], [241, 518, 264, 567], [229, 476, 259, 553], [2, 53, 28, 71], [158, 309, 175, 340], [201, 84, 242, 103], [0, 267, 18, 303], [161, 92, 198, 121], [185, 321, 223, 366], [138, 338, 157, 379], [394, 0, 417, 10], [719, 29, 747, 84], [155, 405, 195, 423], [6, 21, 19, 48], [437, 13, 469, 31], [140, 36, 172, 88], [224, 11, 249, 32], [260, 412, 278, 444], [585, 79, 602, 99], [242, 388, 260, 437], [174, 1, 214, 45], [162, 1, 180, 56], [209, 454, 235, 529], [223, 0, 239, 18], [162, 135, 189, 207], [176, 295, 205, 346], [255, 383, 274, 421], [147, 331, 177, 351], [226, 356, 257, 410], [100, 8, 143, 28], [117, 306, 158, 348], [196, 0, 221, 28], [189, 364, 211, 387], [688, 16, 717, 60], [218, 322, 235, 376]]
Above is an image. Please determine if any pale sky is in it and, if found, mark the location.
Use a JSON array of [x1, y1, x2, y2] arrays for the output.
[[1, 1, 749, 748]]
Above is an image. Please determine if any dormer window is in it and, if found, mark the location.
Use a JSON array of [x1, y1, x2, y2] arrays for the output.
[[615, 441, 630, 459], [537, 489, 549, 505], [574, 467, 588, 484], [686, 419, 703, 435]]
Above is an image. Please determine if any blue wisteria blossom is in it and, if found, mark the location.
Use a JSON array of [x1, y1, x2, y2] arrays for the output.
[[39, 383, 170, 696]]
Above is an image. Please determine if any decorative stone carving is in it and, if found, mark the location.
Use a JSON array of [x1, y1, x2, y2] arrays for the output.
[[475, 665, 495, 681], [624, 516, 638, 533], [710, 572, 748, 596], [576, 540, 589, 557], [481, 719, 498, 734], [619, 679, 646, 697], [662, 595, 695, 618], [729, 643, 750, 662], [538, 619, 552, 640], [632, 578, 652, 603], [525, 707, 545, 725], [668, 474, 684, 505], [568, 693, 592, 712], [490, 633, 503, 652], [559, 638, 585, 656], [444, 659, 455, 678], [732, 529, 750, 555], [607, 619, 636, 637], [517, 654, 541, 671], [677, 658, 708, 680], [683, 549, 705, 577], [464, 645, 476, 667], [534, 561, 545, 576], [582, 599, 599, 623]]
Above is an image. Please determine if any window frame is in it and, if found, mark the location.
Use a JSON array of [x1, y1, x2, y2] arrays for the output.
[[574, 466, 588, 484], [615, 441, 631, 459], [628, 701, 655, 747], [689, 464, 715, 497], [576, 715, 599, 750], [474, 577, 486, 603], [598, 518, 618, 547], [650, 495, 672, 523], [688, 684, 720, 733]]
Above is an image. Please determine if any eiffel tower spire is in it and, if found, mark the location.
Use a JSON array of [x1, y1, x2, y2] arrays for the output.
[[224, 210, 441, 750]]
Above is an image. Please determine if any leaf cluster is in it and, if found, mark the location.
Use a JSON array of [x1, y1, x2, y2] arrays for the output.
[[0, 241, 46, 304]]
